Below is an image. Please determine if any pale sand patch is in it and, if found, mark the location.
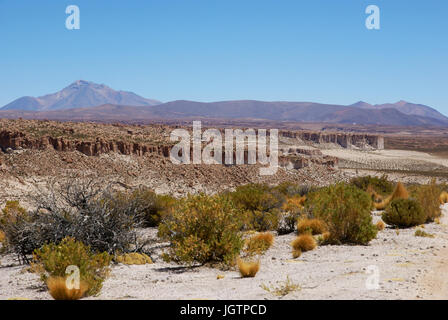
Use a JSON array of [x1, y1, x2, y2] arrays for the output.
[[321, 149, 448, 171], [419, 205, 448, 299]]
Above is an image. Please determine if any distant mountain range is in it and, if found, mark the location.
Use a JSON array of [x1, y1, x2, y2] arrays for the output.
[[1, 81, 447, 127]]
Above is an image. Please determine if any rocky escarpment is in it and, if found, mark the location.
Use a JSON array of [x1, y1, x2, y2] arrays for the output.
[[280, 131, 384, 150], [0, 130, 171, 157]]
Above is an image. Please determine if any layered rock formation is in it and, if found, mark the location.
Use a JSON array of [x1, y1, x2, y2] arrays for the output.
[[280, 131, 384, 150], [0, 130, 171, 157]]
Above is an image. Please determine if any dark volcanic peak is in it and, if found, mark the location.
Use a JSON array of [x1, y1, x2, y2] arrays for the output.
[[1, 80, 161, 111]]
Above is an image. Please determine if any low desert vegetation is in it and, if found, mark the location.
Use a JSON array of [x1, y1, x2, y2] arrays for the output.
[[382, 198, 426, 228], [373, 182, 409, 210], [408, 179, 441, 222], [440, 191, 448, 204], [32, 237, 111, 296], [46, 276, 89, 300], [261, 276, 301, 297], [350, 175, 394, 196], [229, 184, 285, 232], [158, 194, 244, 266], [244, 232, 274, 256], [414, 229, 434, 238], [115, 252, 153, 265], [306, 183, 378, 245], [111, 188, 176, 227], [366, 184, 383, 203], [291, 234, 317, 252], [0, 179, 147, 262], [376, 220, 386, 231], [273, 182, 314, 198], [237, 258, 260, 278], [296, 218, 327, 235]]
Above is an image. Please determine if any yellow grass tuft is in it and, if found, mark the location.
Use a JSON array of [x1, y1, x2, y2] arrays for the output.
[[376, 220, 385, 231], [373, 182, 409, 210], [391, 182, 409, 200], [244, 232, 274, 255], [291, 234, 317, 252], [115, 252, 153, 265], [292, 249, 302, 259], [440, 191, 448, 204], [366, 184, 383, 202], [282, 195, 306, 212], [237, 258, 260, 278], [297, 218, 327, 235], [47, 276, 88, 300]]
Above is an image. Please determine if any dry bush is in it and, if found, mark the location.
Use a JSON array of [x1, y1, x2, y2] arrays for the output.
[[376, 220, 385, 231], [276, 211, 300, 235], [115, 252, 153, 265], [306, 183, 377, 245], [414, 229, 434, 238], [237, 259, 260, 278], [244, 232, 274, 256], [2, 178, 146, 262], [291, 234, 316, 252], [382, 198, 425, 228], [297, 218, 327, 235], [158, 194, 244, 266], [33, 237, 111, 296], [47, 276, 88, 300], [440, 191, 448, 204]]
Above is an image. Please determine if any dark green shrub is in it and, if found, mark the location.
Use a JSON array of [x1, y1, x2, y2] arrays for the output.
[[273, 182, 315, 197], [408, 179, 441, 222], [350, 175, 394, 196], [306, 183, 377, 245], [229, 184, 285, 231], [112, 188, 177, 227], [158, 194, 244, 266], [382, 198, 426, 228]]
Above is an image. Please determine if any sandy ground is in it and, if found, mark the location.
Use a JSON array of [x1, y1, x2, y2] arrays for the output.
[[321, 149, 448, 173], [1, 205, 447, 300]]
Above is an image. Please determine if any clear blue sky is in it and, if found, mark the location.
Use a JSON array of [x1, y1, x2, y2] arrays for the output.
[[1, 0, 447, 115]]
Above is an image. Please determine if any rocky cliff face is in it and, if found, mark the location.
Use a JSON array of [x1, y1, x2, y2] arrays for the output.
[[0, 130, 171, 157], [280, 131, 384, 150]]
